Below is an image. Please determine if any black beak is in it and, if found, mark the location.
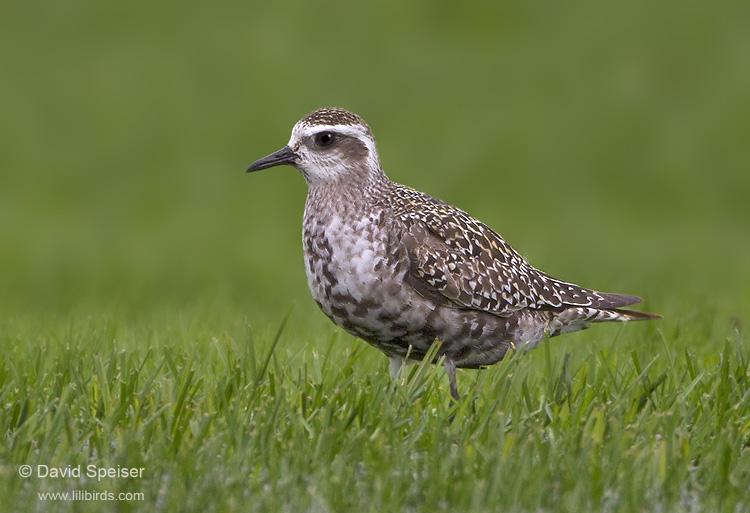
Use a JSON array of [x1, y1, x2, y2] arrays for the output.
[[246, 146, 298, 172]]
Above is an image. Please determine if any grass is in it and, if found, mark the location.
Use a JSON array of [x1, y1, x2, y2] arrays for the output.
[[2, 298, 749, 512], [2, 0, 750, 510]]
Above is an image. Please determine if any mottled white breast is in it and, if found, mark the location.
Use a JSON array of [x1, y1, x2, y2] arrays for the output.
[[306, 213, 388, 302]]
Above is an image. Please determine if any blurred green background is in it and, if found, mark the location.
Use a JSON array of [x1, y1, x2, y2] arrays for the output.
[[1, 0, 748, 334]]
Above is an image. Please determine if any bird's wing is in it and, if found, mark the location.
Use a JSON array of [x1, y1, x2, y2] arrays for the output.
[[395, 192, 641, 315]]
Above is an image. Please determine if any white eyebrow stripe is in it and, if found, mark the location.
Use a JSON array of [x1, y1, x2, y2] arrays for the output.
[[293, 124, 369, 140]]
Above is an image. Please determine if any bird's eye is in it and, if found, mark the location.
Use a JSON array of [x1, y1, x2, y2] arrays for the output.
[[314, 131, 335, 148]]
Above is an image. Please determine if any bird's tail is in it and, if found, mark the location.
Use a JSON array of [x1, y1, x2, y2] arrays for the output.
[[600, 308, 662, 322], [548, 306, 661, 337]]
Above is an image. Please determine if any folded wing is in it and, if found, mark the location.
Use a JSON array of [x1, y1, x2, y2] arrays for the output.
[[397, 193, 642, 315]]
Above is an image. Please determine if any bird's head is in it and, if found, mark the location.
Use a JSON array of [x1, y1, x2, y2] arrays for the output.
[[247, 108, 384, 186]]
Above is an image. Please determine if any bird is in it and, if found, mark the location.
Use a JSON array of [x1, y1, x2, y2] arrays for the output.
[[246, 107, 660, 402]]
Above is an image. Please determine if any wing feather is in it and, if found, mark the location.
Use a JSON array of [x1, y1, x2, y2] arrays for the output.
[[393, 186, 638, 315]]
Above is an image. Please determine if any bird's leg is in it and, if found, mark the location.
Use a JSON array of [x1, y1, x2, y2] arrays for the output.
[[443, 357, 460, 423], [443, 357, 460, 404], [389, 356, 405, 381]]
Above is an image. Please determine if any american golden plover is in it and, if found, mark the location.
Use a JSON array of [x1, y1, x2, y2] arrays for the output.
[[247, 107, 659, 401]]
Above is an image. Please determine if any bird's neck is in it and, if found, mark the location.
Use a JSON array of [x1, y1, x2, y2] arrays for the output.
[[306, 165, 392, 204], [305, 172, 394, 229]]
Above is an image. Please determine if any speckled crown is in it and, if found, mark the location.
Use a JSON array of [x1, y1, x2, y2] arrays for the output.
[[299, 108, 369, 129]]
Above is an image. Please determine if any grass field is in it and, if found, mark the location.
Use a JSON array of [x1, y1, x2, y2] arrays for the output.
[[2, 1, 749, 511], [2, 294, 749, 512]]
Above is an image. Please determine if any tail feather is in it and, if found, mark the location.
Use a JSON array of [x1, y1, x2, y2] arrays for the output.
[[595, 293, 644, 309], [542, 272, 645, 309], [600, 308, 662, 322], [548, 306, 661, 337]]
